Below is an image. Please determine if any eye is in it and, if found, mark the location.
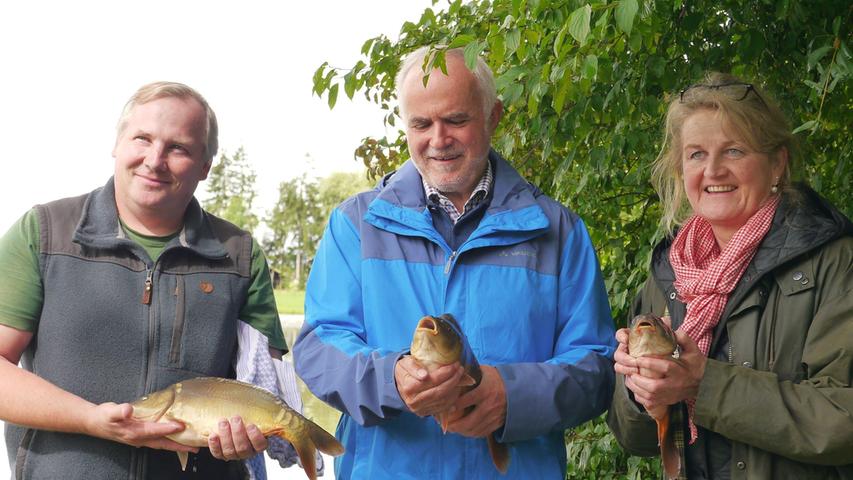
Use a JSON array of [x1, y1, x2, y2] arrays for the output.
[[169, 144, 189, 154], [725, 148, 744, 157], [133, 135, 150, 143], [687, 150, 705, 160]]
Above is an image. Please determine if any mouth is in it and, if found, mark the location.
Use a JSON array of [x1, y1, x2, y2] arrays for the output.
[[636, 321, 655, 331], [427, 152, 462, 162], [416, 316, 438, 334], [705, 185, 736, 193]]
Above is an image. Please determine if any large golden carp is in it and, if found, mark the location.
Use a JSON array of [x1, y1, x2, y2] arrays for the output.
[[627, 313, 680, 480], [410, 314, 510, 474], [131, 377, 344, 480]]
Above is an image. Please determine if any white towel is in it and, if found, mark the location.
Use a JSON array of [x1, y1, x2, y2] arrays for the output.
[[235, 320, 324, 479]]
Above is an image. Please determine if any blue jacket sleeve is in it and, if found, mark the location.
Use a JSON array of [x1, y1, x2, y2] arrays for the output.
[[495, 218, 616, 442], [292, 208, 407, 427]]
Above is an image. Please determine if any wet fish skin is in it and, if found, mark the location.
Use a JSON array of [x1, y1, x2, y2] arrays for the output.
[[410, 314, 510, 474], [131, 377, 344, 480], [626, 313, 680, 480]]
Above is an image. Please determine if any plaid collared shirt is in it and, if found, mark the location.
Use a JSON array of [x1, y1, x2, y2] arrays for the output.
[[423, 160, 493, 224]]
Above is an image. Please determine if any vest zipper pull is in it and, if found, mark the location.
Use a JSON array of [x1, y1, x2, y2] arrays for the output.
[[142, 270, 153, 304]]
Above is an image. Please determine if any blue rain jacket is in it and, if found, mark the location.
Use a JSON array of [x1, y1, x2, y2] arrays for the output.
[[294, 152, 616, 479]]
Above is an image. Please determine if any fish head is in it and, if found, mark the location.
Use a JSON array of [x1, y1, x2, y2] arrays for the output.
[[627, 313, 678, 358], [411, 315, 464, 366], [131, 384, 177, 422]]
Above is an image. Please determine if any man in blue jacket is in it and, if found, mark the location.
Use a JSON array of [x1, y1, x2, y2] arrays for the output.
[[293, 46, 617, 479]]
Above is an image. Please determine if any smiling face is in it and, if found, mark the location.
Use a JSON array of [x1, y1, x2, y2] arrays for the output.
[[400, 54, 502, 211], [112, 96, 211, 235], [680, 109, 786, 247]]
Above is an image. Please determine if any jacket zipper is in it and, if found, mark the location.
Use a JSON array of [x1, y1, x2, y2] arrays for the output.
[[444, 250, 458, 274]]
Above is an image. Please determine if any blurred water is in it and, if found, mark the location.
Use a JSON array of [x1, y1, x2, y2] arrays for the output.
[[0, 316, 343, 479]]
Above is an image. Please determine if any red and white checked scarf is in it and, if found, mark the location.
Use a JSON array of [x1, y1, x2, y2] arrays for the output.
[[669, 195, 780, 442]]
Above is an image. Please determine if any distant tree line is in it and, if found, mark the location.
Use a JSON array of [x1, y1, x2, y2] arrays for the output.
[[202, 149, 371, 289]]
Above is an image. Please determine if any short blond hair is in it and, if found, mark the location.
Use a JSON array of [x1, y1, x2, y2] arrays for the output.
[[652, 72, 796, 231], [116, 81, 218, 163]]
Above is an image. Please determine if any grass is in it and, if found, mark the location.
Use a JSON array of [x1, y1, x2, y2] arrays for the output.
[[274, 289, 305, 314]]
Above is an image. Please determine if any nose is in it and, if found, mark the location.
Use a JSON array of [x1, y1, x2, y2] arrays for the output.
[[428, 122, 453, 150], [143, 143, 168, 171], [704, 153, 727, 178]]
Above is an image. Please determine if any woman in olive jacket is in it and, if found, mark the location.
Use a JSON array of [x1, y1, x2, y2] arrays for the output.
[[607, 73, 853, 480]]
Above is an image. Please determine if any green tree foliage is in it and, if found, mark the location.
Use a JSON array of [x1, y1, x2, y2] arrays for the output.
[[265, 173, 321, 289], [311, 0, 851, 476], [203, 147, 260, 233], [264, 171, 371, 288]]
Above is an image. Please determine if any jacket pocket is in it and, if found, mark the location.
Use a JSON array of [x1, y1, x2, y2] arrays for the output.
[[169, 275, 186, 365]]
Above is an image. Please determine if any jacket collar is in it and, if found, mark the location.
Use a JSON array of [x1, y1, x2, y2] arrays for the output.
[[364, 150, 550, 248], [652, 184, 852, 347], [73, 177, 228, 260]]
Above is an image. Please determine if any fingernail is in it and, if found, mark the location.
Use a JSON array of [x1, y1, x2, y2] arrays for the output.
[[418, 369, 427, 379], [219, 420, 228, 429], [231, 416, 242, 424]]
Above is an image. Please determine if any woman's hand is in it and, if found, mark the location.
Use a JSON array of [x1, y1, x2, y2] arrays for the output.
[[624, 330, 707, 413]]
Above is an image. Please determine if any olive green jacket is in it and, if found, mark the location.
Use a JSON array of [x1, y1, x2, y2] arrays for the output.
[[607, 187, 853, 480]]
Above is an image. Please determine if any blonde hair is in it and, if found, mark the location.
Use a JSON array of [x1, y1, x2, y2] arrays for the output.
[[116, 81, 219, 163], [652, 72, 796, 231]]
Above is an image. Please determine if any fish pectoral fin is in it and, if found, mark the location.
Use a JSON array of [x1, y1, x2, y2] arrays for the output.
[[290, 437, 318, 480], [656, 408, 681, 480], [487, 434, 510, 474], [177, 451, 188, 471], [457, 374, 477, 387]]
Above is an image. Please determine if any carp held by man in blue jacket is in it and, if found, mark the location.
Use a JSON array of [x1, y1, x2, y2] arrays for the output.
[[410, 314, 510, 473]]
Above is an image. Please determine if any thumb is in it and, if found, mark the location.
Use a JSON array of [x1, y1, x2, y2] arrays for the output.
[[102, 402, 134, 422], [675, 329, 699, 353]]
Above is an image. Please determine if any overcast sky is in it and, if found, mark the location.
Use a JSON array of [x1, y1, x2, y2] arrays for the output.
[[0, 0, 433, 233]]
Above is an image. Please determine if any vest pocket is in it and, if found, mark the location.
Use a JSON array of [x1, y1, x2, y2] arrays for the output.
[[170, 276, 186, 365], [15, 427, 35, 480]]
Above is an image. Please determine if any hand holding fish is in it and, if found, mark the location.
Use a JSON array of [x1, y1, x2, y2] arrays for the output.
[[87, 401, 198, 453], [625, 329, 706, 412], [207, 415, 268, 461], [394, 355, 466, 417], [443, 364, 507, 438]]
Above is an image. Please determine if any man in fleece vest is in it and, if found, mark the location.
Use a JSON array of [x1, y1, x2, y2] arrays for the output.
[[0, 82, 285, 479]]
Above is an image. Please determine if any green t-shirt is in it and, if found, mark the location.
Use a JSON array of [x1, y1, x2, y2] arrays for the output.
[[0, 209, 285, 351]]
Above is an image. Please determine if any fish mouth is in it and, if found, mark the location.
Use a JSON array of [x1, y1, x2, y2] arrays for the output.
[[635, 321, 655, 331], [416, 316, 438, 334]]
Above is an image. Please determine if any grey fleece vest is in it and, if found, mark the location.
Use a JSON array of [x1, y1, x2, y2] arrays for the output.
[[6, 179, 252, 479]]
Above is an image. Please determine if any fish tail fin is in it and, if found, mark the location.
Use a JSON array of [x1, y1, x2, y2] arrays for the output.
[[487, 435, 510, 474], [176, 451, 188, 471], [657, 409, 680, 480]]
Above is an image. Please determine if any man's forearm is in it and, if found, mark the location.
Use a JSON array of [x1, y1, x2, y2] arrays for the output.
[[0, 357, 96, 434]]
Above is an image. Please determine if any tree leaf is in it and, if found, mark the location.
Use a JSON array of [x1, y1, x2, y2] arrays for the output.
[[327, 83, 339, 110], [448, 34, 476, 49], [807, 45, 833, 72], [463, 41, 484, 69], [615, 0, 639, 35], [568, 5, 592, 45], [792, 119, 817, 134]]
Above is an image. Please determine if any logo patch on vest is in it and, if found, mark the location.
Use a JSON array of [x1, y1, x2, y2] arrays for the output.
[[199, 281, 214, 294]]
